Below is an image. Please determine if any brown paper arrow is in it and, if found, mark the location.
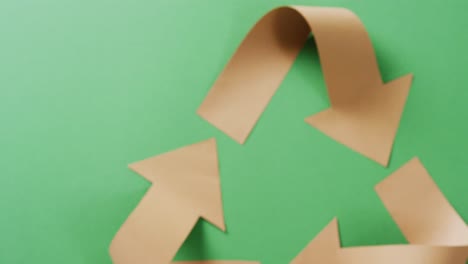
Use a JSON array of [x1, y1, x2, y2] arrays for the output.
[[375, 157, 468, 245], [174, 260, 260, 264], [197, 6, 413, 166], [290, 158, 468, 264], [109, 139, 240, 264]]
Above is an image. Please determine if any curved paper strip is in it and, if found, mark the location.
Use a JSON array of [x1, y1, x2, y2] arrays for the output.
[[291, 218, 468, 264], [175, 262, 259, 264], [290, 157, 468, 263], [338, 245, 468, 264], [109, 139, 257, 264], [198, 6, 413, 166], [375, 157, 468, 245], [291, 220, 468, 264]]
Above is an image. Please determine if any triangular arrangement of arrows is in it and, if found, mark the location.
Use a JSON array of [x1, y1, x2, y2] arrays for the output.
[[108, 5, 465, 264], [290, 158, 468, 264], [197, 6, 414, 167]]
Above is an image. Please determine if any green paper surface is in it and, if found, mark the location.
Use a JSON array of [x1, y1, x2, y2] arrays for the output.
[[0, 0, 466, 263]]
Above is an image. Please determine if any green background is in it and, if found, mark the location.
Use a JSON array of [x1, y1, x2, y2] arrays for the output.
[[1, 0, 467, 263]]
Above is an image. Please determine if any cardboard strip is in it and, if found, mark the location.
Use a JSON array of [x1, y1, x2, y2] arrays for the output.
[[110, 186, 201, 264], [109, 139, 257, 264], [175, 262, 259, 264], [198, 6, 413, 166], [291, 157, 468, 264], [291, 219, 468, 264], [375, 157, 468, 245], [338, 245, 468, 264], [290, 219, 340, 264]]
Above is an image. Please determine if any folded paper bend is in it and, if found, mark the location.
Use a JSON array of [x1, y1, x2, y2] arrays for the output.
[[198, 6, 413, 166], [289, 158, 468, 264]]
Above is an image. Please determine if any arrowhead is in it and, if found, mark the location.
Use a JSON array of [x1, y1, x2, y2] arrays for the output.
[[290, 218, 341, 264], [128, 138, 225, 231], [305, 74, 413, 166]]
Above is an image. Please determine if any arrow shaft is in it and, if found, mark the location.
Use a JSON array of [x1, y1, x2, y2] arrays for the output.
[[110, 186, 199, 264], [173, 260, 260, 264], [338, 245, 468, 264], [291, 159, 468, 264], [198, 6, 382, 144], [376, 157, 468, 245]]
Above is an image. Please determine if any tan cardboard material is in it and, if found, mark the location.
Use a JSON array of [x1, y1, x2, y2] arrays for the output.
[[375, 157, 468, 245], [198, 6, 413, 166], [290, 158, 468, 264], [109, 139, 257, 264]]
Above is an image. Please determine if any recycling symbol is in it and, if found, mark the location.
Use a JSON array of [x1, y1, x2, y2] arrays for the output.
[[108, 6, 468, 264]]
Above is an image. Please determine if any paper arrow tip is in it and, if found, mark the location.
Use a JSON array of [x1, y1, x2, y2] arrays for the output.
[[128, 138, 225, 231], [305, 73, 413, 166], [290, 218, 341, 264]]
